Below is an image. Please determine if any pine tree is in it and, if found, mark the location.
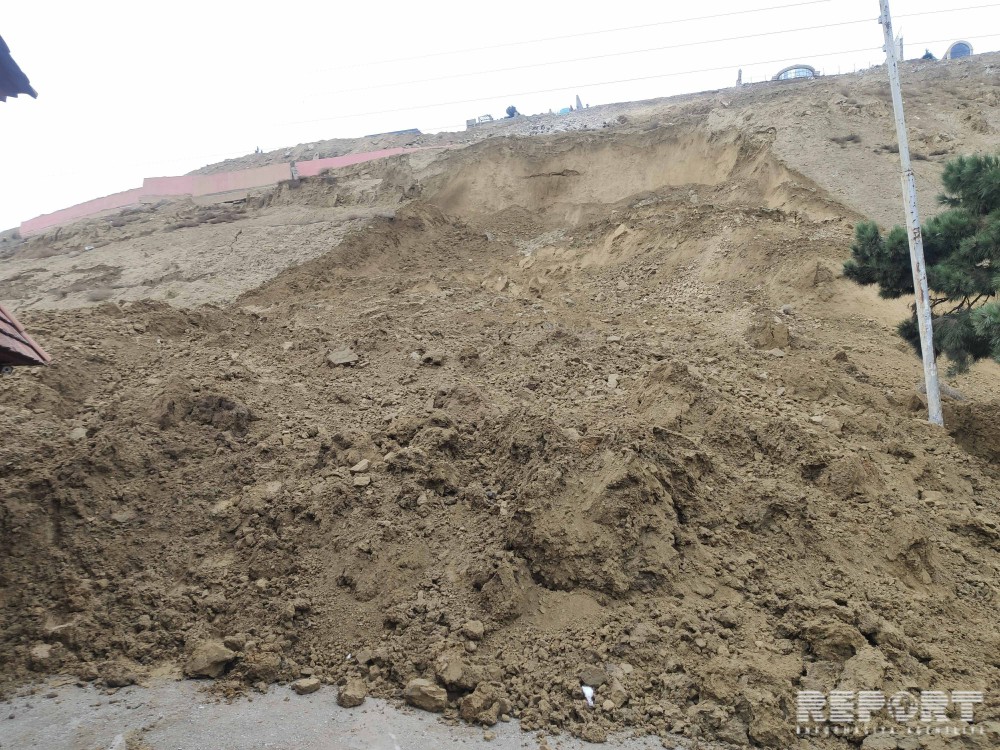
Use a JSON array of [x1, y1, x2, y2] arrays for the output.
[[844, 154, 1000, 374]]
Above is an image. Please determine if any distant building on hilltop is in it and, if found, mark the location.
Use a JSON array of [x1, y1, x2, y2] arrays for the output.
[[945, 40, 973, 59], [772, 64, 817, 81], [465, 114, 495, 129]]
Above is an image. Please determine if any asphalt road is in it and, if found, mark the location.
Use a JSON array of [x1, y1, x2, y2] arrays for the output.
[[0, 678, 692, 750]]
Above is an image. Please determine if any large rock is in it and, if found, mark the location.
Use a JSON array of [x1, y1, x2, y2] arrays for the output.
[[403, 678, 448, 712], [337, 677, 367, 708], [184, 641, 236, 678]]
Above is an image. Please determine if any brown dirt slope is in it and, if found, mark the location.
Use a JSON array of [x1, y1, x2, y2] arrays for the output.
[[3, 55, 1000, 749]]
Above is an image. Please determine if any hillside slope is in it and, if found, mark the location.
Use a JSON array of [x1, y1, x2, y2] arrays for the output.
[[2, 55, 1000, 749]]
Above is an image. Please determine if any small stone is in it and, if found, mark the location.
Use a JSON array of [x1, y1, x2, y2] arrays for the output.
[[607, 374, 619, 389], [184, 641, 236, 678], [327, 349, 359, 366], [68, 427, 87, 443], [715, 607, 741, 628], [602, 699, 615, 711], [291, 677, 321, 695], [110, 510, 135, 524], [483, 730, 495, 741], [421, 351, 445, 366], [337, 678, 367, 708], [353, 475, 371, 487], [580, 723, 608, 743], [921, 490, 945, 505], [461, 620, 486, 641], [349, 459, 370, 473], [403, 678, 448, 712]]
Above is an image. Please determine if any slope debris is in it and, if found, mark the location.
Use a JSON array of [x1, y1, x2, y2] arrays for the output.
[[3, 55, 1000, 749]]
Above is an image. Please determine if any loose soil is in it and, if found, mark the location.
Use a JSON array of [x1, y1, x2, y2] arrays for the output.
[[3, 54, 1000, 749]]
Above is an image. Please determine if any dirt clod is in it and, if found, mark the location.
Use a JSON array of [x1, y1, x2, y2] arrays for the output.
[[185, 642, 237, 679], [403, 678, 448, 713], [336, 678, 367, 708], [291, 678, 321, 696]]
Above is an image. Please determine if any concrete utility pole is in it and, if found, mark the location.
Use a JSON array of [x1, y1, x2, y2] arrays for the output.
[[878, 0, 944, 426]]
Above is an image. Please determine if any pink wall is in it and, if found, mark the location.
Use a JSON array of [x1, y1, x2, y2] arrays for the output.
[[19, 148, 434, 237], [19, 187, 146, 236], [294, 148, 413, 177], [142, 163, 294, 199]]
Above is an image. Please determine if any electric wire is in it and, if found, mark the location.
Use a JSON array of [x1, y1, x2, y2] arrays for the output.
[[331, 0, 835, 71], [309, 3, 1000, 98]]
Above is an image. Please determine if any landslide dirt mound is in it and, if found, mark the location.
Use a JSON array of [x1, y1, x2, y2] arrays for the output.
[[423, 127, 841, 227], [4, 81, 1000, 749]]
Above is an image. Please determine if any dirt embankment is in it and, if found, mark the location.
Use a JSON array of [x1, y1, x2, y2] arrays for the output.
[[3, 57, 1000, 750]]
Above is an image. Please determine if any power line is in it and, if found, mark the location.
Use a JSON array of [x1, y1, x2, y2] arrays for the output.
[[285, 33, 1000, 127], [311, 18, 875, 99], [309, 3, 1000, 99], [329, 0, 833, 71], [897, 1, 1000, 19]]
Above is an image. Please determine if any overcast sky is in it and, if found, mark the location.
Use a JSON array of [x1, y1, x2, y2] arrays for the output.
[[2, 0, 996, 230]]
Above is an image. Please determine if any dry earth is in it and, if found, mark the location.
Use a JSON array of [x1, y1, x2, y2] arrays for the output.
[[3, 54, 1000, 749]]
